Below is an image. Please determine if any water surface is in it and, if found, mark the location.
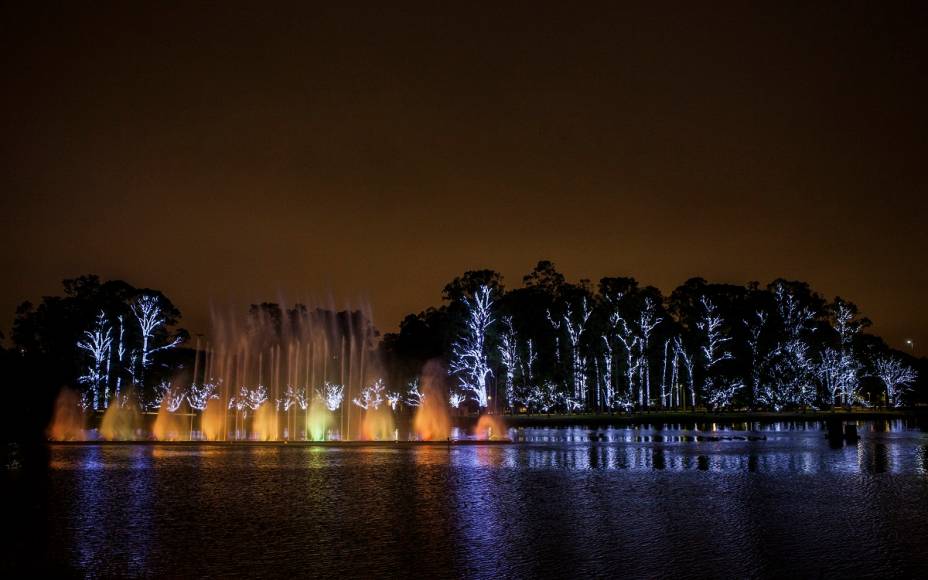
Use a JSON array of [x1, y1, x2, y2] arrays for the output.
[[20, 421, 928, 578]]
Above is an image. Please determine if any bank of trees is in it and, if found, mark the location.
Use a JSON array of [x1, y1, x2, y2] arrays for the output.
[[383, 261, 923, 413], [9, 276, 188, 412], [2, 267, 924, 431]]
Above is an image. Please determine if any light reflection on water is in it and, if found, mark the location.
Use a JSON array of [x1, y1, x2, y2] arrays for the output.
[[36, 420, 928, 578]]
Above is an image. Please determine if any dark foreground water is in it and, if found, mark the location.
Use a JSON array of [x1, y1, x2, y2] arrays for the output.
[[11, 421, 928, 578]]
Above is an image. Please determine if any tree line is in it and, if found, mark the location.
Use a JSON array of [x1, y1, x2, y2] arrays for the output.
[[382, 261, 923, 412], [1, 264, 925, 447]]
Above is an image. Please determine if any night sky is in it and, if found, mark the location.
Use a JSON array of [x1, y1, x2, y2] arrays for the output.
[[2, 2, 926, 349]]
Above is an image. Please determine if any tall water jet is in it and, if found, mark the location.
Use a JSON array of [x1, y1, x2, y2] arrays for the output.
[[201, 300, 379, 441], [48, 388, 87, 441], [306, 400, 332, 441], [200, 397, 225, 441], [151, 380, 188, 440], [413, 361, 451, 441], [360, 406, 395, 441], [252, 401, 279, 441], [474, 414, 507, 440], [152, 402, 186, 441], [99, 392, 141, 440]]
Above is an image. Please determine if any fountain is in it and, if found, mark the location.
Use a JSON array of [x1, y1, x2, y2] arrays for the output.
[[252, 401, 279, 441], [48, 388, 87, 441], [200, 397, 225, 440], [152, 401, 186, 441], [412, 361, 451, 441], [474, 414, 507, 440], [360, 405, 395, 441], [48, 304, 510, 445], [99, 391, 142, 440]]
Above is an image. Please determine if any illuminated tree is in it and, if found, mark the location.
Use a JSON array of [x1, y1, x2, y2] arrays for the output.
[[674, 336, 697, 409], [406, 379, 425, 407], [827, 300, 865, 406], [151, 380, 186, 412], [705, 378, 744, 409], [131, 294, 183, 383], [548, 297, 592, 405], [282, 384, 308, 412], [635, 298, 661, 407], [697, 297, 740, 409], [760, 284, 817, 409], [114, 315, 126, 399], [448, 392, 466, 409], [531, 381, 559, 413], [510, 339, 539, 410], [816, 348, 860, 406], [744, 310, 767, 406], [601, 336, 615, 408], [352, 378, 386, 410], [78, 390, 94, 413], [872, 356, 917, 407], [605, 305, 639, 409], [187, 381, 219, 411], [77, 311, 113, 410], [498, 316, 519, 410], [229, 385, 268, 415], [449, 285, 494, 408], [317, 383, 344, 411]]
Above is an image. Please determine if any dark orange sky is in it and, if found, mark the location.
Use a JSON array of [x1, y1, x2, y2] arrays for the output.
[[2, 2, 926, 350]]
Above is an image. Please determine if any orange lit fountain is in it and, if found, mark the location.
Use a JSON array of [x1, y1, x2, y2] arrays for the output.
[[48, 388, 87, 441], [99, 390, 142, 440], [474, 414, 507, 440], [412, 361, 451, 441]]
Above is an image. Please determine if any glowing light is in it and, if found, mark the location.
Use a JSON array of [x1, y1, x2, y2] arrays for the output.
[[352, 378, 386, 410], [317, 382, 344, 412], [150, 380, 186, 412], [187, 381, 219, 411], [449, 392, 466, 408], [405, 378, 425, 407]]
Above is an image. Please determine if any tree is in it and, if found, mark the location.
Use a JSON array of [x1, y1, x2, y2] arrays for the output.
[[744, 310, 768, 407], [77, 311, 113, 410], [674, 336, 697, 409], [498, 316, 519, 410], [352, 378, 386, 410], [757, 282, 818, 410], [131, 294, 184, 384], [635, 297, 661, 407], [522, 260, 566, 294], [872, 356, 917, 407], [449, 285, 495, 408], [604, 301, 638, 410], [697, 297, 741, 409], [547, 296, 592, 407], [825, 298, 867, 406]]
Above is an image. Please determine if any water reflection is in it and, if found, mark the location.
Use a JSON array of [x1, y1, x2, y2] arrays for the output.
[[40, 420, 928, 577], [71, 447, 153, 575]]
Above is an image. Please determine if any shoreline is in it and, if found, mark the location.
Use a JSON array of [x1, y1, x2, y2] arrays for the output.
[[458, 408, 926, 427], [46, 438, 514, 447], [44, 409, 927, 447]]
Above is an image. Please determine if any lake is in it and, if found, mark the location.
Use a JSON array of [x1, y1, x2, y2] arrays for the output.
[[11, 420, 928, 578]]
